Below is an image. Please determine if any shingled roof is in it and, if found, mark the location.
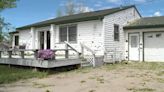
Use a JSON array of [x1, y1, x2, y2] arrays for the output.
[[124, 16, 164, 29], [16, 5, 137, 30]]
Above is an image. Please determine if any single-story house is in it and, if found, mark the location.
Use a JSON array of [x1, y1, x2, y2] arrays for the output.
[[124, 16, 164, 62], [10, 5, 142, 62]]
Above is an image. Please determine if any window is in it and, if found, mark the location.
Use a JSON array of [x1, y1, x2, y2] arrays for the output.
[[59, 26, 67, 42], [68, 25, 77, 42], [131, 36, 138, 48], [15, 35, 19, 46], [114, 24, 119, 41], [59, 25, 77, 43]]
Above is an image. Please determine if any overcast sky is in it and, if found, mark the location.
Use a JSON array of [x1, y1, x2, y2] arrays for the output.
[[1, 0, 164, 28]]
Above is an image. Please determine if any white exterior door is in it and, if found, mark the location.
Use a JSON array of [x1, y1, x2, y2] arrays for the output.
[[144, 32, 164, 62], [129, 33, 140, 61]]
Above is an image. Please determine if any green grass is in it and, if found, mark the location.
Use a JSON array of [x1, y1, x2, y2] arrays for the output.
[[127, 62, 164, 70], [0, 65, 48, 84], [105, 62, 164, 71], [0, 62, 163, 84]]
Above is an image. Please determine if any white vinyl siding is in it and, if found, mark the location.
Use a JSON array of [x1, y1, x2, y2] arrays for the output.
[[54, 20, 104, 55], [103, 7, 141, 62], [19, 29, 32, 49]]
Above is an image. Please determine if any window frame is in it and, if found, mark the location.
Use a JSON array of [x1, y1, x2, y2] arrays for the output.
[[114, 24, 120, 41], [59, 26, 68, 43], [14, 35, 19, 46], [59, 24, 77, 43]]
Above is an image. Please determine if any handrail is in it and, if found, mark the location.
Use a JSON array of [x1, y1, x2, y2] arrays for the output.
[[80, 43, 96, 67], [64, 41, 81, 59], [80, 43, 96, 55], [64, 41, 81, 53]]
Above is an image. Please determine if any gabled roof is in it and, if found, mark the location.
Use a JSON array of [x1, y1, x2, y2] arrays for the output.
[[16, 5, 138, 30], [124, 16, 164, 29]]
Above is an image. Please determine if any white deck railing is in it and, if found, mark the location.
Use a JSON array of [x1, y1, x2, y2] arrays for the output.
[[80, 43, 96, 67]]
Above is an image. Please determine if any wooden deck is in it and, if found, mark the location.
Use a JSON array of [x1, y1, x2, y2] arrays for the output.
[[0, 58, 81, 68], [0, 42, 82, 68]]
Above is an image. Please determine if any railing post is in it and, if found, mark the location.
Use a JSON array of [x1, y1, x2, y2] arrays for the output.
[[65, 44, 69, 59], [0, 51, 1, 58], [8, 51, 12, 58], [20, 51, 24, 59], [93, 54, 96, 67], [81, 45, 84, 58], [77, 52, 81, 59], [34, 50, 38, 59], [53, 50, 56, 60]]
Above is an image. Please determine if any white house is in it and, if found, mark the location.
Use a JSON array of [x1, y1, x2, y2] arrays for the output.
[[124, 16, 164, 62], [10, 5, 141, 62]]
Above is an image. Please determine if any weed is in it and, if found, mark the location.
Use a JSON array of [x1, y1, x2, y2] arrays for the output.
[[80, 80, 86, 83], [0, 65, 48, 84], [127, 87, 155, 92], [89, 89, 96, 92], [96, 77, 104, 84], [156, 78, 164, 83]]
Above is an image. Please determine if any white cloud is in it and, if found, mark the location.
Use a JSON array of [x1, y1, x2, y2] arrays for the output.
[[82, 6, 94, 12], [107, 0, 121, 3], [100, 6, 112, 10], [154, 11, 162, 16], [94, 1, 103, 7], [106, 0, 148, 5], [134, 0, 146, 3]]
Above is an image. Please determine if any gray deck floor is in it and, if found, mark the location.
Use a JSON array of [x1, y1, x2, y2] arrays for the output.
[[0, 58, 81, 68]]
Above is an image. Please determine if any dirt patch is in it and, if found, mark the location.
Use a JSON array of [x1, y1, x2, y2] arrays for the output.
[[0, 62, 164, 92]]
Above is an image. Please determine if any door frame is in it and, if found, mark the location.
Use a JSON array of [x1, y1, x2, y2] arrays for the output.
[[128, 32, 140, 61], [38, 30, 51, 49]]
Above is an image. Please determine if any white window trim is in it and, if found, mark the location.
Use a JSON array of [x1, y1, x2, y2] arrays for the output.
[[59, 24, 77, 43], [114, 24, 120, 41]]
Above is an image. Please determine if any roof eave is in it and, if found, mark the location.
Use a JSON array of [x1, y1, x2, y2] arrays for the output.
[[16, 16, 104, 30], [9, 31, 19, 34], [124, 25, 164, 30]]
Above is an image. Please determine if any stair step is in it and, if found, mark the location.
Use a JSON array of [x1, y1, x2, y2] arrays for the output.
[[81, 62, 92, 67], [81, 62, 91, 64]]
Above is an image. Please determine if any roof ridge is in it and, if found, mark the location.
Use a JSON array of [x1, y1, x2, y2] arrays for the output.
[[55, 5, 135, 18], [16, 5, 135, 30]]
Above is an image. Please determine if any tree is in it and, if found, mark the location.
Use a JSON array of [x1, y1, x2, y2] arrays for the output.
[[65, 0, 76, 15], [0, 16, 13, 42], [0, 0, 17, 43], [76, 0, 86, 13], [56, 0, 91, 17], [56, 8, 63, 17], [0, 0, 17, 11]]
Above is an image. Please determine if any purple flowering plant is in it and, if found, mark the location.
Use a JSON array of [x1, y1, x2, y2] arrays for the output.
[[38, 49, 55, 60]]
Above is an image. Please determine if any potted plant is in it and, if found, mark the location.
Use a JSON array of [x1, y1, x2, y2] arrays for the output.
[[37, 49, 55, 60]]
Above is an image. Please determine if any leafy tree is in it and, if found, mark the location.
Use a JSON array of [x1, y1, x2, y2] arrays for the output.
[[0, 0, 17, 43], [65, 0, 76, 15], [56, 8, 63, 17], [56, 0, 90, 17], [0, 0, 17, 11], [76, 0, 86, 13]]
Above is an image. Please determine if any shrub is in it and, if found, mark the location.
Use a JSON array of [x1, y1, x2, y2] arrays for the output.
[[38, 49, 55, 60]]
